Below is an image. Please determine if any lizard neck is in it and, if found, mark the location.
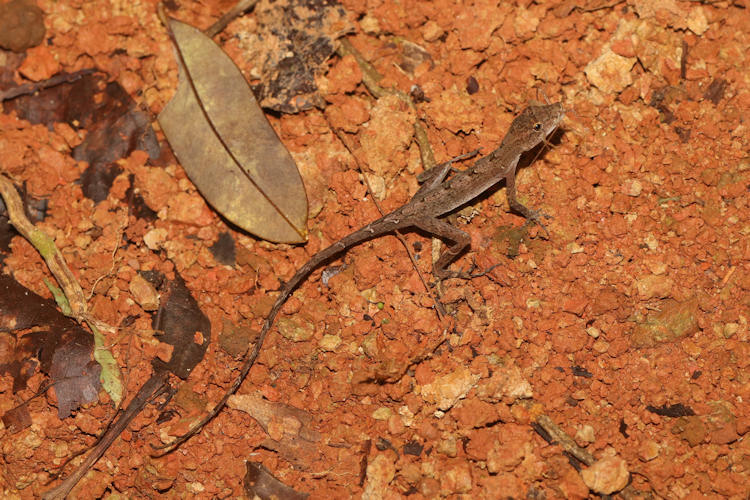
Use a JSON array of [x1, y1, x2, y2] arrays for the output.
[[481, 141, 525, 168]]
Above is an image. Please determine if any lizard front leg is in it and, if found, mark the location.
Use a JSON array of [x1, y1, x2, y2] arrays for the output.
[[504, 169, 552, 237], [415, 150, 481, 197]]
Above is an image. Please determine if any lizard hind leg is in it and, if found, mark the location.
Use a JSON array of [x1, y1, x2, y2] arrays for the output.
[[414, 217, 472, 279]]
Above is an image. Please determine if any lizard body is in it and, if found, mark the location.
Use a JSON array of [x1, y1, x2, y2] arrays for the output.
[[162, 102, 565, 450]]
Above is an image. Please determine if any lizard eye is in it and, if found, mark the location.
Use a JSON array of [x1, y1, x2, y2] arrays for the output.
[[533, 122, 542, 131]]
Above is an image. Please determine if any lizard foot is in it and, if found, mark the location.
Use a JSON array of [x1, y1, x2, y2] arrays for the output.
[[524, 210, 553, 238]]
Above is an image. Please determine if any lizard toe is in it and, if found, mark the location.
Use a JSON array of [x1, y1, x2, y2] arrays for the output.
[[524, 215, 551, 239]]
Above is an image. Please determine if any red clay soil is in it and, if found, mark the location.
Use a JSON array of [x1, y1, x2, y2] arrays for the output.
[[1, 0, 749, 498]]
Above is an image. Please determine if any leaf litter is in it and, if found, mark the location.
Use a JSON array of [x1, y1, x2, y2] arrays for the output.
[[233, 0, 353, 113], [151, 271, 211, 379], [228, 392, 321, 468], [2, 0, 749, 498], [43, 270, 210, 499], [0, 175, 123, 403], [244, 461, 308, 500], [0, 273, 101, 421]]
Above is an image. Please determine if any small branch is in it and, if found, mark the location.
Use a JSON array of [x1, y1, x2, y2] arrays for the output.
[[42, 372, 170, 500], [0, 69, 95, 102], [535, 414, 595, 465], [204, 0, 258, 37], [534, 413, 645, 499], [0, 175, 87, 317]]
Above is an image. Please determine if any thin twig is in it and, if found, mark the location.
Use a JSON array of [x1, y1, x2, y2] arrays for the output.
[[204, 0, 259, 38], [534, 413, 644, 499], [42, 372, 170, 500], [0, 69, 96, 102], [535, 414, 596, 465]]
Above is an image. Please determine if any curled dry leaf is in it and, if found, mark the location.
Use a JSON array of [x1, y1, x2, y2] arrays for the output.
[[159, 18, 308, 243], [244, 461, 308, 500], [228, 393, 321, 468]]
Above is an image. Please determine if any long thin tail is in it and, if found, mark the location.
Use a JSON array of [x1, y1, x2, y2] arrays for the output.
[[156, 216, 399, 452]]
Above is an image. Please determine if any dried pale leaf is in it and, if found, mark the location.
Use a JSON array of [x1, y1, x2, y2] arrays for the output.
[[228, 392, 321, 468], [159, 19, 308, 243]]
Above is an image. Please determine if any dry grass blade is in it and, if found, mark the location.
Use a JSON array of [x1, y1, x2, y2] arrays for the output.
[[0, 174, 123, 404]]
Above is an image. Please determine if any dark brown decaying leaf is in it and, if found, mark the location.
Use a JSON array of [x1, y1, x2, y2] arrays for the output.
[[0, 274, 101, 418], [209, 231, 236, 266], [646, 403, 696, 418], [159, 18, 308, 243], [124, 174, 158, 222], [2, 71, 100, 124], [49, 344, 101, 419], [1, 404, 32, 433], [151, 272, 210, 379], [703, 78, 727, 105], [239, 0, 353, 113], [244, 461, 309, 500], [73, 80, 160, 202], [2, 73, 160, 202]]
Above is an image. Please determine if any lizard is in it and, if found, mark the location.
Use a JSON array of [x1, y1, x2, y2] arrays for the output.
[[158, 102, 565, 452]]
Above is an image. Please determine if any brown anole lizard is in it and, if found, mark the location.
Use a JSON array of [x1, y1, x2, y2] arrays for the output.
[[158, 102, 565, 451]]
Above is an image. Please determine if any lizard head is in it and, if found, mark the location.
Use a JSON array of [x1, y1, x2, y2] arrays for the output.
[[501, 103, 565, 151]]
